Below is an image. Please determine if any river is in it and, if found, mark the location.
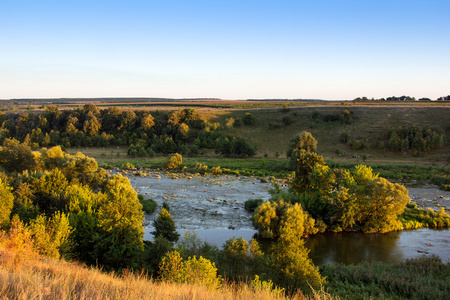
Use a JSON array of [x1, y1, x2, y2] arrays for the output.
[[123, 170, 450, 265]]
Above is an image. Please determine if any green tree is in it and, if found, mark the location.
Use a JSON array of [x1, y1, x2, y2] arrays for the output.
[[83, 114, 101, 137], [291, 150, 326, 192], [252, 200, 317, 239], [141, 113, 155, 131], [287, 131, 318, 161], [152, 207, 180, 242], [0, 178, 14, 228], [0, 138, 40, 172], [164, 153, 182, 169], [29, 212, 72, 259], [356, 177, 410, 233], [94, 174, 144, 268], [269, 225, 324, 292]]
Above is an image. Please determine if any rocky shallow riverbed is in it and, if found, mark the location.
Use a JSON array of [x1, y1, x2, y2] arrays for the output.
[[121, 170, 450, 232]]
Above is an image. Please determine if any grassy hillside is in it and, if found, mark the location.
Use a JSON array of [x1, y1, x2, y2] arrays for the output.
[[211, 105, 450, 164], [0, 246, 334, 300]]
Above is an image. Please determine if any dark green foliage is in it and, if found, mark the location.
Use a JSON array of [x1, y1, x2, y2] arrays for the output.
[[266, 122, 284, 130], [162, 202, 171, 211], [386, 125, 446, 153], [220, 237, 264, 281], [94, 174, 145, 268], [140, 198, 157, 214], [431, 174, 450, 186], [215, 136, 256, 157], [152, 208, 180, 242], [0, 178, 14, 228], [244, 198, 264, 211], [144, 236, 174, 275], [322, 256, 450, 300], [0, 138, 40, 173], [339, 132, 350, 143], [243, 112, 255, 126]]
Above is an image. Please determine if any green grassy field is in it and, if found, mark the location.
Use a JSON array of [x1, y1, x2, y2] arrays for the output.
[[210, 105, 450, 164]]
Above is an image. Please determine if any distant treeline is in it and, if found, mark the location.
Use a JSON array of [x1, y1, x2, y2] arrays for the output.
[[0, 98, 222, 105], [354, 95, 450, 102], [0, 104, 256, 157], [245, 99, 326, 102]]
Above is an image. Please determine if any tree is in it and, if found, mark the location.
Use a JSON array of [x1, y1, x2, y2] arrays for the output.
[[164, 153, 182, 169], [29, 212, 72, 259], [83, 114, 101, 137], [152, 208, 180, 242], [94, 174, 144, 268], [356, 177, 409, 233], [178, 123, 189, 137], [287, 131, 318, 161], [269, 225, 324, 292], [0, 138, 40, 173], [221, 237, 263, 280], [252, 200, 317, 239], [0, 178, 14, 228], [141, 113, 155, 131], [291, 150, 326, 192]]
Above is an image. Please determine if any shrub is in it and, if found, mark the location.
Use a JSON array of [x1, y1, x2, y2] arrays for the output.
[[140, 198, 157, 214], [152, 208, 180, 242], [0, 178, 14, 228], [164, 153, 182, 169], [211, 166, 222, 175], [159, 251, 221, 289], [244, 198, 264, 212], [195, 163, 208, 174], [339, 132, 350, 143], [243, 113, 255, 126]]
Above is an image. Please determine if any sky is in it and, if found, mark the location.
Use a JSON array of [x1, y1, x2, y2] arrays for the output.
[[1, 0, 449, 100]]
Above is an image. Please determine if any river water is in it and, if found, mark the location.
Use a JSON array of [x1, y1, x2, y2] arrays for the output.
[[123, 170, 450, 265]]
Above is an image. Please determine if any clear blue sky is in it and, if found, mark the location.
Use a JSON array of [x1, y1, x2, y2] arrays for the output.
[[1, 0, 449, 100]]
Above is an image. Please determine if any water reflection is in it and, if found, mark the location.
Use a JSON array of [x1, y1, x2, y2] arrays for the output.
[[305, 228, 450, 265], [144, 226, 449, 265]]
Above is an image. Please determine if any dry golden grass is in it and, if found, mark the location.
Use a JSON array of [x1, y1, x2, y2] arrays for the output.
[[0, 246, 337, 300]]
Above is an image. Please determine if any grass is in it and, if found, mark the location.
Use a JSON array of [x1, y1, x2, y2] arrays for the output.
[[321, 255, 450, 300], [0, 246, 336, 300], [212, 105, 450, 164]]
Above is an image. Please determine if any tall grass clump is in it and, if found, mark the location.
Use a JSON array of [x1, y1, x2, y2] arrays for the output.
[[321, 256, 450, 300], [399, 203, 450, 229]]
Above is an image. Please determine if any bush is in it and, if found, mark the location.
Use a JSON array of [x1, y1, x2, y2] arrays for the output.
[[152, 208, 180, 242], [159, 251, 221, 289], [244, 199, 264, 212], [339, 132, 350, 143], [140, 198, 157, 214], [211, 166, 222, 175], [195, 163, 208, 174], [164, 153, 182, 169], [243, 113, 255, 126]]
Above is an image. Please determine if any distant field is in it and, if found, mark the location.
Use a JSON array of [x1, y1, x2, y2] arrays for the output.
[[210, 105, 450, 165], [58, 101, 450, 166]]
